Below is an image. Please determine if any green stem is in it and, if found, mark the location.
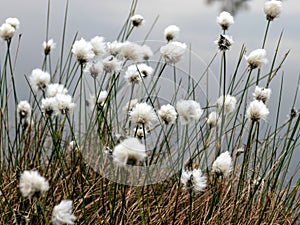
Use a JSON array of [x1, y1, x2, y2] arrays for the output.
[[262, 20, 271, 49], [256, 20, 271, 85], [231, 120, 255, 224]]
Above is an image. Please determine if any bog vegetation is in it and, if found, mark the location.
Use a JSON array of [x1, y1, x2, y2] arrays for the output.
[[0, 0, 299, 224]]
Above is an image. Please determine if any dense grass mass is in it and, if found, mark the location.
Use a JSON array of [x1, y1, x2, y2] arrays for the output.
[[0, 0, 299, 224]]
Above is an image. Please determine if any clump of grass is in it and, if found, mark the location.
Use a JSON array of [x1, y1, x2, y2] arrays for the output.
[[0, 0, 299, 224]]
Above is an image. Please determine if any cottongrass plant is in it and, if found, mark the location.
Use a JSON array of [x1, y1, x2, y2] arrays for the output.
[[164, 24, 180, 42], [0, 0, 299, 224], [19, 170, 49, 198], [51, 200, 76, 225], [112, 137, 147, 166], [211, 151, 232, 177], [216, 11, 234, 32], [43, 39, 56, 55]]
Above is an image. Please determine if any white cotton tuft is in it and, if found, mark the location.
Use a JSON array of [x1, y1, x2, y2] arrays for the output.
[[246, 100, 270, 121], [17, 100, 31, 120], [19, 170, 49, 198], [102, 56, 122, 74], [52, 200, 76, 225], [158, 104, 177, 125], [160, 41, 187, 64], [84, 61, 103, 78], [90, 36, 106, 56], [71, 38, 95, 64], [0, 23, 15, 40], [130, 102, 157, 127], [43, 39, 56, 55], [164, 25, 180, 41], [181, 169, 207, 192], [264, 0, 282, 21], [176, 100, 203, 125], [207, 111, 221, 128], [47, 83, 68, 98], [5, 17, 20, 29], [252, 86, 271, 103], [130, 14, 145, 27], [113, 137, 147, 166], [212, 151, 232, 177], [217, 11, 234, 30], [41, 97, 57, 116], [55, 94, 75, 115], [30, 68, 51, 92], [245, 49, 268, 69], [216, 95, 237, 113]]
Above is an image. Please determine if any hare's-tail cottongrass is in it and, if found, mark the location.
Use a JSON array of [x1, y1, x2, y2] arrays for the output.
[[0, 0, 299, 224]]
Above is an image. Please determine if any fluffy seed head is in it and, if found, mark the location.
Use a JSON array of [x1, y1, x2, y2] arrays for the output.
[[124, 65, 142, 85], [216, 95, 237, 113], [130, 14, 145, 27], [55, 94, 75, 115], [113, 137, 147, 166], [215, 34, 234, 51], [0, 23, 15, 40], [19, 170, 49, 198], [130, 102, 157, 127], [207, 111, 221, 128], [164, 25, 180, 41], [47, 83, 68, 98], [212, 151, 232, 177], [245, 49, 268, 69], [181, 169, 207, 192], [41, 97, 58, 116], [140, 45, 153, 60], [84, 61, 103, 78], [120, 41, 143, 62], [88, 90, 108, 110], [90, 36, 106, 56], [124, 63, 153, 84], [160, 41, 187, 64], [17, 100, 31, 119], [136, 63, 153, 78], [107, 41, 124, 56], [43, 39, 56, 55], [72, 38, 95, 64], [253, 86, 272, 103], [158, 104, 177, 125], [5, 17, 20, 29], [246, 100, 270, 121], [102, 56, 122, 74], [52, 200, 77, 225], [30, 69, 51, 92], [176, 100, 203, 125], [217, 11, 234, 30], [264, 0, 282, 21]]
